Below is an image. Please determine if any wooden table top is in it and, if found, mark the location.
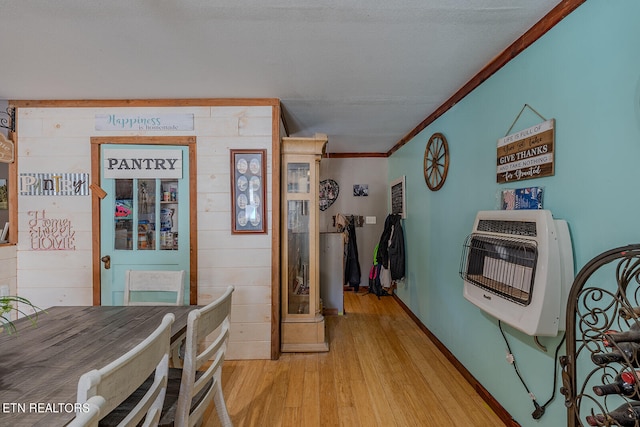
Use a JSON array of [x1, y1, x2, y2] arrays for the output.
[[0, 305, 196, 426]]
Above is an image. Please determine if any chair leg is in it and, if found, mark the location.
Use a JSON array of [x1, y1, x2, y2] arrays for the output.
[[213, 371, 233, 427]]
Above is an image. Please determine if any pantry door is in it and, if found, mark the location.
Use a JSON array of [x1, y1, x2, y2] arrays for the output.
[[98, 142, 191, 305]]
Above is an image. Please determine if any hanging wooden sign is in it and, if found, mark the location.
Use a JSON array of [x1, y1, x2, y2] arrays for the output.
[[497, 119, 555, 183], [0, 133, 14, 163]]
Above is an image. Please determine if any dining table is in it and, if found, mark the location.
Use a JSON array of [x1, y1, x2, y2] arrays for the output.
[[0, 305, 197, 426]]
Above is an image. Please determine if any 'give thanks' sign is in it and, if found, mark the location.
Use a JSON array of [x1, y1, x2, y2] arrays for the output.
[[496, 119, 555, 183]]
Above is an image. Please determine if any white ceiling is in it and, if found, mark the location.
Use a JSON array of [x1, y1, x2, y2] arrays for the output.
[[0, 0, 563, 153]]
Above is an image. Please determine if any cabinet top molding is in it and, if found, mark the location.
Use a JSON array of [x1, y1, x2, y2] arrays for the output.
[[282, 133, 327, 157]]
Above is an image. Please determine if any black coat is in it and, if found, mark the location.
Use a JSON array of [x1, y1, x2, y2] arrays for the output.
[[376, 214, 405, 280], [344, 219, 361, 289]]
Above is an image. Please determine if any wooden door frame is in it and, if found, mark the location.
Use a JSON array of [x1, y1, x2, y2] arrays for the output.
[[90, 136, 198, 306]]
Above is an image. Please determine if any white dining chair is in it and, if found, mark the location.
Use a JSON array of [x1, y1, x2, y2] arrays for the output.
[[74, 313, 175, 427], [67, 396, 105, 427], [124, 270, 186, 306], [158, 285, 234, 427]]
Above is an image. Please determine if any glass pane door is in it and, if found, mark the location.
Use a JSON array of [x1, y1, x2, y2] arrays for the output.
[[287, 163, 310, 194], [138, 179, 156, 250], [159, 179, 178, 250], [112, 178, 182, 252], [100, 143, 190, 306], [114, 179, 133, 250]]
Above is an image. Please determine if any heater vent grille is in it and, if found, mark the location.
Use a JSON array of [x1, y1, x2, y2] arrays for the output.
[[462, 210, 573, 337], [476, 219, 537, 237], [460, 234, 538, 306]]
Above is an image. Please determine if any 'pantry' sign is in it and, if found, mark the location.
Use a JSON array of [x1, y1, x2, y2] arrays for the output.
[[103, 149, 183, 179]]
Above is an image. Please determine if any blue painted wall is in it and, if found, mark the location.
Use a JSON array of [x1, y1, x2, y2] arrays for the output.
[[388, 1, 640, 425]]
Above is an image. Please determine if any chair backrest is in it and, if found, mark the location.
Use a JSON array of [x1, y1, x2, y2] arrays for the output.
[[75, 313, 175, 427], [174, 285, 234, 426], [124, 270, 185, 306], [67, 396, 105, 427]]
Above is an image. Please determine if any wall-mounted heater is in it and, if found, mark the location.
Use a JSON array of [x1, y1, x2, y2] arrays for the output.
[[460, 210, 574, 336]]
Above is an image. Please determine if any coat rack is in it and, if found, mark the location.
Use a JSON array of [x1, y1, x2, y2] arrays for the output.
[[332, 214, 364, 228]]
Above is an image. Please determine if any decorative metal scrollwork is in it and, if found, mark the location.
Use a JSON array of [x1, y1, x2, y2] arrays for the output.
[[0, 107, 15, 132], [563, 244, 640, 426]]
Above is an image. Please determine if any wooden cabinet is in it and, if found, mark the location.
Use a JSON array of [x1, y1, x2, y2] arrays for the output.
[[281, 134, 329, 352]]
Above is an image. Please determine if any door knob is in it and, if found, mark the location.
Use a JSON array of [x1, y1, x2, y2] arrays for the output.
[[101, 255, 111, 269]]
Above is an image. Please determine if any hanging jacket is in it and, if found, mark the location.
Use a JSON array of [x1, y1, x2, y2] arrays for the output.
[[376, 214, 405, 281], [376, 214, 394, 267], [388, 215, 405, 280], [344, 217, 361, 289]]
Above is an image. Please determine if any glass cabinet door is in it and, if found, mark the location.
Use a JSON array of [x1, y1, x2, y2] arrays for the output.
[[287, 162, 310, 194], [287, 200, 310, 315]]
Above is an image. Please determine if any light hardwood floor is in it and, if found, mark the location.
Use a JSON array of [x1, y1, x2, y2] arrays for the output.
[[203, 290, 506, 427]]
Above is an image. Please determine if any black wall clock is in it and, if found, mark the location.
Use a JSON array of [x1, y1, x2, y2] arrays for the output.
[[424, 132, 449, 191]]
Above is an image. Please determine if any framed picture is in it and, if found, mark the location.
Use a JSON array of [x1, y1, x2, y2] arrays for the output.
[[390, 176, 406, 219], [0, 179, 7, 210], [0, 222, 8, 242], [353, 184, 368, 196], [230, 149, 267, 234]]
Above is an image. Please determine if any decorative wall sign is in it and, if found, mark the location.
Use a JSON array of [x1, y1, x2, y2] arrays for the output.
[[103, 149, 182, 179], [497, 119, 555, 183], [27, 210, 76, 250], [319, 179, 339, 211], [0, 133, 14, 163], [230, 149, 267, 234], [390, 176, 406, 219], [95, 113, 194, 131], [19, 173, 89, 196]]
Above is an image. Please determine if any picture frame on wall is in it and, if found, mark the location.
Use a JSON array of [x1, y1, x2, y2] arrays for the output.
[[0, 179, 7, 210], [230, 149, 267, 234], [353, 184, 368, 196]]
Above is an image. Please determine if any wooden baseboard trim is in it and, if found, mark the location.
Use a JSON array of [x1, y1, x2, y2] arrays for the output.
[[392, 294, 521, 427]]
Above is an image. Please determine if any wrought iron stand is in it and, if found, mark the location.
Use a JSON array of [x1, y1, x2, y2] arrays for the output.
[[561, 244, 640, 426]]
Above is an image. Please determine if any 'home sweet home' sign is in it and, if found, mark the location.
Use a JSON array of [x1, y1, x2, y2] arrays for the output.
[[28, 210, 76, 251]]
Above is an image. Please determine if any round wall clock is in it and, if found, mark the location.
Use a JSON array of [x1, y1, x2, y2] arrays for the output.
[[424, 132, 450, 191]]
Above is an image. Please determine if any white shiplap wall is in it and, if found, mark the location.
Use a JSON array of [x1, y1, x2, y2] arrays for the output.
[[15, 104, 275, 359]]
